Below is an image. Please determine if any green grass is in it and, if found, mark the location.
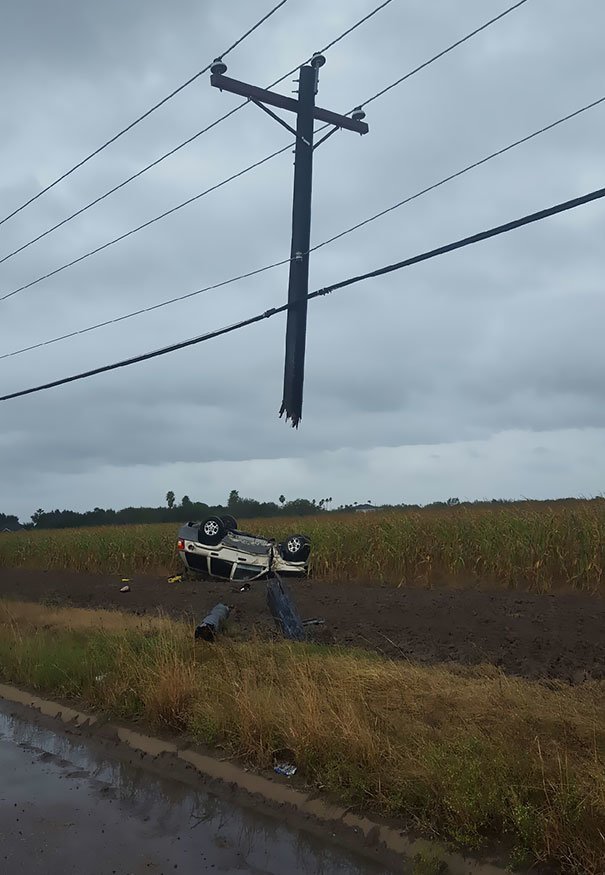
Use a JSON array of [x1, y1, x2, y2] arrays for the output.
[[1, 500, 605, 591], [0, 601, 604, 873]]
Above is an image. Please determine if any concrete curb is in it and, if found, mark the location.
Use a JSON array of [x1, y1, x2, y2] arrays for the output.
[[0, 682, 514, 875]]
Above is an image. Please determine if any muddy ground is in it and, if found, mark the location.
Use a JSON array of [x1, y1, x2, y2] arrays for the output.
[[1, 568, 604, 682]]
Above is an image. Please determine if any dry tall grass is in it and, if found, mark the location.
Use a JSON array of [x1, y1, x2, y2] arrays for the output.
[[1, 500, 605, 591], [0, 600, 603, 873]]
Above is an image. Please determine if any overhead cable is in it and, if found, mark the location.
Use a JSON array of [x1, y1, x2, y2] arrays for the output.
[[0, 0, 289, 227], [0, 0, 529, 299], [3, 93, 602, 360], [0, 0, 396, 265], [2, 183, 602, 402]]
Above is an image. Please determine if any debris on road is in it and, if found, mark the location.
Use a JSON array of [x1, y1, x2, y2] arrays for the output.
[[119, 585, 130, 593], [302, 618, 325, 627], [274, 763, 297, 778], [167, 575, 183, 584], [120, 578, 131, 583], [194, 604, 231, 642]]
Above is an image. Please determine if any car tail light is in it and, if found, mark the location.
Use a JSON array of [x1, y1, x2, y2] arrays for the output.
[[177, 538, 185, 550]]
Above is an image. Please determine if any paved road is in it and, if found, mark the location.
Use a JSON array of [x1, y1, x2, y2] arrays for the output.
[[0, 703, 390, 875]]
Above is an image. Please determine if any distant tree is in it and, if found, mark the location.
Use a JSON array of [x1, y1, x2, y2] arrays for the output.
[[0, 513, 20, 531], [446, 497, 460, 507], [228, 490, 240, 510], [278, 494, 286, 506], [166, 491, 175, 509], [31, 509, 45, 527], [181, 495, 192, 510]]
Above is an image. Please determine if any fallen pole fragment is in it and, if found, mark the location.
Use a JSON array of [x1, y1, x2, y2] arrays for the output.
[[266, 575, 305, 641], [194, 604, 231, 642]]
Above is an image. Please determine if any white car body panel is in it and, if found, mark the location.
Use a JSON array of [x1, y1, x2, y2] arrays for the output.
[[178, 525, 308, 581]]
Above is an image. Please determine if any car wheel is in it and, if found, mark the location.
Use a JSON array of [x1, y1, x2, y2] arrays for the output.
[[221, 514, 238, 532], [281, 534, 310, 562], [198, 516, 226, 546]]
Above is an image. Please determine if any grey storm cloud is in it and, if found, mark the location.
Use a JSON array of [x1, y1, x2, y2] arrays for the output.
[[1, 0, 604, 519]]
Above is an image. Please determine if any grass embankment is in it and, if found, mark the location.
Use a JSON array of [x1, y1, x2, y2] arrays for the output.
[[2, 500, 605, 591], [0, 600, 603, 873]]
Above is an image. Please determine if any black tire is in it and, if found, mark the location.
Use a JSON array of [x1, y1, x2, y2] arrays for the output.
[[198, 516, 226, 546], [280, 534, 310, 562], [221, 514, 238, 532]]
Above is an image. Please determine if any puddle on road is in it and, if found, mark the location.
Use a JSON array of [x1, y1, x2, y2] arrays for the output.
[[0, 702, 392, 875]]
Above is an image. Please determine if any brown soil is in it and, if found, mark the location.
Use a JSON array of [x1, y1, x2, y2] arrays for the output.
[[1, 568, 604, 683]]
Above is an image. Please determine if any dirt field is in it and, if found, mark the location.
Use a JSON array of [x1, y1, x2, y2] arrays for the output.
[[2, 568, 604, 683]]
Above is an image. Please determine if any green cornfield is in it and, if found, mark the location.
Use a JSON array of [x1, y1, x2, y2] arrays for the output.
[[2, 501, 605, 592]]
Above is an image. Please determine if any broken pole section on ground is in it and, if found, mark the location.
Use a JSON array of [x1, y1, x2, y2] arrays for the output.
[[266, 574, 306, 641], [195, 604, 230, 642]]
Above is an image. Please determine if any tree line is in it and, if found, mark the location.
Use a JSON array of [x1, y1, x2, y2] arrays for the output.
[[1, 494, 601, 531], [4, 490, 337, 530]]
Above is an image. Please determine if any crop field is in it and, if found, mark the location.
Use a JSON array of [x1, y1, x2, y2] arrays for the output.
[[1, 499, 604, 591]]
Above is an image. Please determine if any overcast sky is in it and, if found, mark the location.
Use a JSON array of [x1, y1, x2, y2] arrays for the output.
[[1, 0, 604, 520]]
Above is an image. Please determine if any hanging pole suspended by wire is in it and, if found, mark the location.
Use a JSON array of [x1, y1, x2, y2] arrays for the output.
[[280, 62, 317, 430], [210, 56, 368, 427]]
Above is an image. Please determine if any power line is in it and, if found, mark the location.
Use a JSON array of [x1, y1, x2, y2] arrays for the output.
[[0, 0, 527, 300], [0, 103, 246, 267], [0, 143, 293, 302], [320, 0, 395, 52], [3, 93, 601, 361], [0, 257, 291, 359], [2, 184, 603, 403], [312, 95, 605, 252], [359, 0, 530, 109], [313, 186, 605, 294], [0, 0, 289, 228], [0, 0, 395, 267]]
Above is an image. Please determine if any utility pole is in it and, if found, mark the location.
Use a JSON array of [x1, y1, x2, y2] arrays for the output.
[[210, 55, 368, 427], [282, 63, 315, 429]]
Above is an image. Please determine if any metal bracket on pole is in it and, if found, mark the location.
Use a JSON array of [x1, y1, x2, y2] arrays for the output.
[[313, 125, 341, 150], [250, 99, 310, 145]]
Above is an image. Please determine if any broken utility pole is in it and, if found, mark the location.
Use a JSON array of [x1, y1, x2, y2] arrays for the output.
[[210, 54, 368, 427]]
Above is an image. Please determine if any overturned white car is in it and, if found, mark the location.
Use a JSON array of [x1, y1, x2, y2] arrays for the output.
[[177, 516, 310, 582]]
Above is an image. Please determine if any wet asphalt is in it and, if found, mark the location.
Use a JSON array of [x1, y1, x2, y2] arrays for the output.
[[0, 702, 391, 875]]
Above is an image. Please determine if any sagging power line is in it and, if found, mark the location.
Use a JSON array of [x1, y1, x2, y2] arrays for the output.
[[0, 0, 396, 267], [2, 184, 603, 403], [0, 0, 289, 228], [0, 0, 530, 302], [361, 0, 530, 109], [3, 92, 602, 362]]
